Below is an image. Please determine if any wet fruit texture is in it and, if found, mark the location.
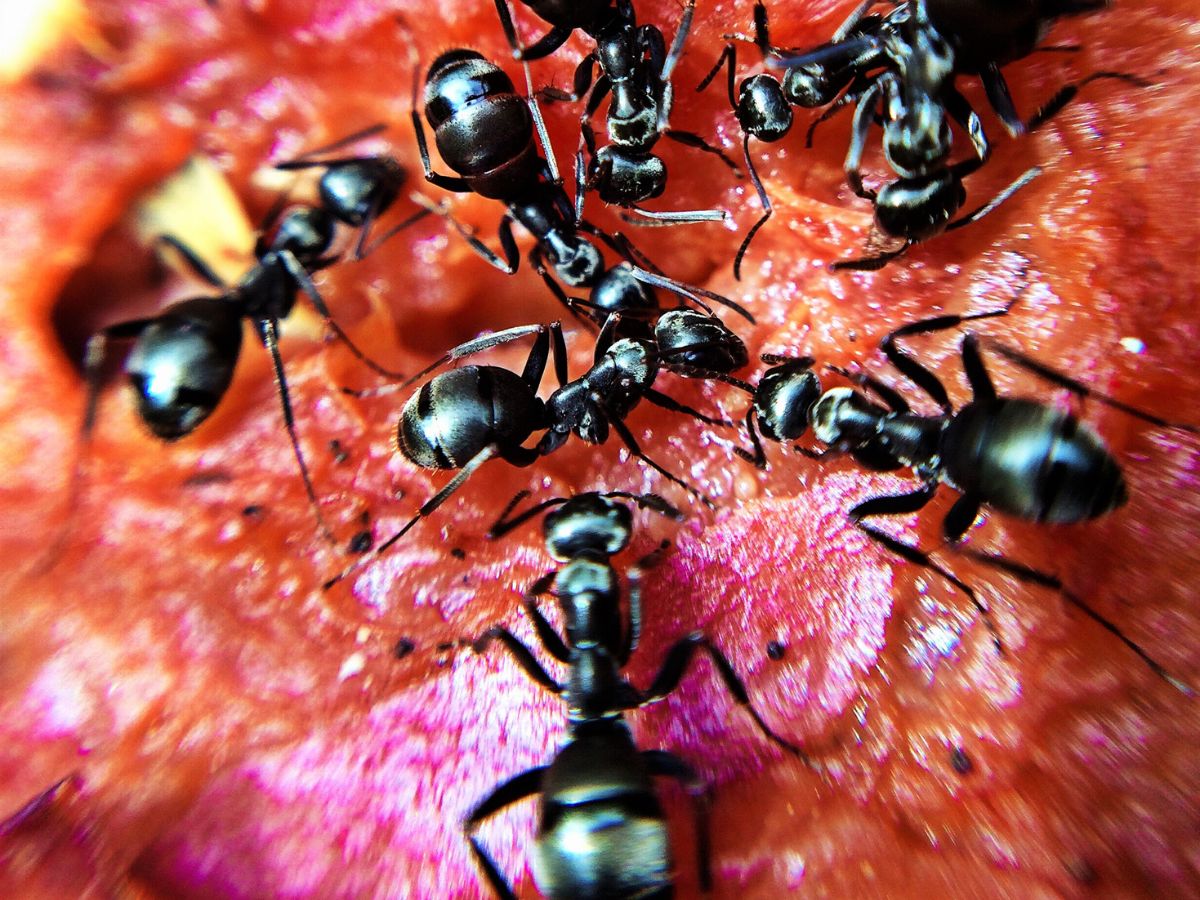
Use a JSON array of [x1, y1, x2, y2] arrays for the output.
[[1, 0, 1198, 896]]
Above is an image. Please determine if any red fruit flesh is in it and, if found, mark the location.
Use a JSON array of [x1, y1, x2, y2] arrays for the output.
[[1, 1, 1198, 897]]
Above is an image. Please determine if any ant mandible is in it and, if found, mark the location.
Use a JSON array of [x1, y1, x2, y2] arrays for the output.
[[464, 489, 808, 898], [732, 294, 1196, 690], [493, 0, 739, 223], [412, 48, 754, 326], [323, 307, 751, 589]]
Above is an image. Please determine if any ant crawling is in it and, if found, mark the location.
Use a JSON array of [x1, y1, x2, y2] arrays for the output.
[[731, 294, 1196, 689], [413, 48, 754, 326], [764, 0, 1144, 270], [323, 308, 750, 589], [75, 129, 427, 545], [464, 489, 809, 898], [492, 0, 739, 223], [697, 0, 891, 278]]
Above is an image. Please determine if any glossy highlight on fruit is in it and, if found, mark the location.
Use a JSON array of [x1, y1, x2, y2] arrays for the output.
[[0, 1, 1198, 896]]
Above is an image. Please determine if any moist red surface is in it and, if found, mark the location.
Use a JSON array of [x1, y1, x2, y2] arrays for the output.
[[0, 0, 1197, 897]]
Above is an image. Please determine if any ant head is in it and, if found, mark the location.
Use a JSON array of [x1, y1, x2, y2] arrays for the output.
[[737, 74, 793, 142], [125, 297, 244, 440], [655, 309, 748, 374], [883, 98, 952, 179], [319, 157, 403, 227], [755, 360, 820, 442], [553, 237, 604, 287], [590, 146, 666, 205], [545, 493, 635, 561], [269, 206, 336, 260], [874, 171, 965, 242], [782, 64, 847, 110]]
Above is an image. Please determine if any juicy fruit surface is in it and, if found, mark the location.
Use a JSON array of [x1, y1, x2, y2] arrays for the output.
[[1, 0, 1198, 896]]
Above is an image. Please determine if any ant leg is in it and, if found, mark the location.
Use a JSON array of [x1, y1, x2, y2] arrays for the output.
[[751, 0, 772, 50], [642, 750, 712, 892], [257, 317, 337, 544], [620, 205, 729, 226], [156, 235, 227, 288], [474, 626, 563, 693], [943, 493, 982, 542], [956, 548, 1194, 695], [487, 491, 568, 539], [524, 584, 572, 665], [273, 123, 388, 166], [661, 0, 696, 84], [664, 129, 741, 174], [1026, 72, 1152, 133], [877, 299, 1019, 413], [959, 333, 996, 404], [544, 320, 570, 388], [766, 32, 881, 72], [830, 242, 912, 272], [322, 444, 502, 589], [543, 53, 597, 105], [639, 632, 809, 760], [356, 205, 433, 259], [408, 193, 520, 275], [492, 0, 524, 58], [410, 72, 473, 192], [529, 247, 596, 330], [732, 135, 774, 283], [980, 62, 1025, 138], [826, 364, 910, 414], [831, 0, 878, 41], [982, 341, 1199, 433], [850, 486, 1004, 653], [696, 43, 737, 109], [523, 59, 560, 186], [733, 407, 769, 469], [574, 124, 597, 224], [276, 250, 407, 380], [623, 262, 756, 324], [28, 320, 155, 577], [608, 413, 715, 509], [82, 320, 155, 432], [401, 323, 554, 389], [518, 24, 573, 62], [945, 165, 1042, 234], [578, 222, 659, 272], [943, 87, 991, 163], [805, 87, 864, 149], [643, 388, 733, 428], [845, 79, 883, 199], [464, 767, 547, 900], [621, 540, 670, 664]]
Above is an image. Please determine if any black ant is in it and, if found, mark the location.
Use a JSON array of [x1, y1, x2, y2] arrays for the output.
[[493, 0, 739, 223], [323, 308, 750, 589], [412, 48, 753, 325], [732, 296, 1196, 690], [76, 128, 425, 545], [463, 489, 808, 897], [697, 0, 895, 278], [764, 0, 1142, 270]]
